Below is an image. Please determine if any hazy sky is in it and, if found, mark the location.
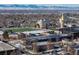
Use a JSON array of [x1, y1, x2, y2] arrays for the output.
[[0, 4, 79, 8], [0, 4, 79, 9]]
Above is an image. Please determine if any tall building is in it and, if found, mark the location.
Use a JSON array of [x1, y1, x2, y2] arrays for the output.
[[59, 13, 64, 28]]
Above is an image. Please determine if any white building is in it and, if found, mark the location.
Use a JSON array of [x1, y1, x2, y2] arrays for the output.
[[35, 19, 51, 29]]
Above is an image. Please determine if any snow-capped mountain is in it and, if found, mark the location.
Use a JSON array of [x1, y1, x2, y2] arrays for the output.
[[0, 4, 79, 14]]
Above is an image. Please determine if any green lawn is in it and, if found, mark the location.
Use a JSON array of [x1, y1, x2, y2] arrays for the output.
[[4, 27, 55, 33], [6, 27, 35, 32]]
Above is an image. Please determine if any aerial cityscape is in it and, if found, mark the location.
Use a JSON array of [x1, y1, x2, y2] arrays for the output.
[[1, 4, 79, 55]]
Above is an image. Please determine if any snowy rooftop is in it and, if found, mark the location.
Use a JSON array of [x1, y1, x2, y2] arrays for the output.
[[0, 31, 3, 35], [0, 41, 15, 51], [22, 29, 52, 34]]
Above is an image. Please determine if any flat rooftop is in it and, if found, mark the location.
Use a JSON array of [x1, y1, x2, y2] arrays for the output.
[[28, 34, 71, 41], [22, 29, 52, 34], [0, 41, 15, 52]]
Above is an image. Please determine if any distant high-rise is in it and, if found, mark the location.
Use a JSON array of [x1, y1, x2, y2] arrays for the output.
[[59, 13, 64, 28]]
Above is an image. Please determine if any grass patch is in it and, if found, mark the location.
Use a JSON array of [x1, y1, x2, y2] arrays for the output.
[[6, 27, 35, 32]]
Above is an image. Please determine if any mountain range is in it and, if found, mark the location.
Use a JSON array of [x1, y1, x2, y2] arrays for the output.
[[0, 4, 79, 14], [0, 4, 79, 10]]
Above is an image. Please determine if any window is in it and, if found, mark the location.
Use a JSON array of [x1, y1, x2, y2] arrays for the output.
[[77, 50, 79, 55], [37, 39, 48, 42], [0, 51, 5, 55]]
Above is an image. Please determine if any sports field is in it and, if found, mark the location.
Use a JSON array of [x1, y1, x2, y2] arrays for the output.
[[5, 27, 36, 32], [2, 27, 54, 33]]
